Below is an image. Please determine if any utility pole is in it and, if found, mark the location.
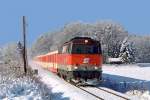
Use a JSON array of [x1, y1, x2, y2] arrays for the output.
[[23, 16, 27, 75]]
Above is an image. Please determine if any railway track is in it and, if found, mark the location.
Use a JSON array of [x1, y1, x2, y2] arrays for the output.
[[95, 87, 130, 100], [78, 86, 130, 100], [74, 85, 104, 100], [69, 81, 130, 100]]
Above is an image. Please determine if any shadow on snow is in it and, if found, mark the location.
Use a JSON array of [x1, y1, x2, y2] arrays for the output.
[[51, 92, 70, 100], [98, 73, 150, 93], [137, 63, 150, 67]]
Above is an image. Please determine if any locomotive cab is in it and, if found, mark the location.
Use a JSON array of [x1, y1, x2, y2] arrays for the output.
[[59, 37, 103, 83]]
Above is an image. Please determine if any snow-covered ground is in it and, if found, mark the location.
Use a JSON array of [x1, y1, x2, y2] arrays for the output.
[[1, 62, 150, 100], [0, 77, 52, 100], [30, 61, 131, 100], [103, 64, 150, 81], [30, 61, 150, 100], [0, 64, 52, 100], [102, 63, 150, 100]]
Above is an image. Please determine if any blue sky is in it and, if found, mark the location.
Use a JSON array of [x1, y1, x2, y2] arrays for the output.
[[0, 0, 150, 45]]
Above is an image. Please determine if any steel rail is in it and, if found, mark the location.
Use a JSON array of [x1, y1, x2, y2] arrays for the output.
[[95, 87, 130, 100]]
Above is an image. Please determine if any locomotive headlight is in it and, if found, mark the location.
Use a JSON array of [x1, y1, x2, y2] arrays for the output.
[[85, 40, 88, 43], [94, 67, 98, 69], [74, 66, 78, 69]]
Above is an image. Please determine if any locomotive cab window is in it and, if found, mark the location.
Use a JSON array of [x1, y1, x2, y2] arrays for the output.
[[62, 44, 71, 54], [72, 44, 101, 54]]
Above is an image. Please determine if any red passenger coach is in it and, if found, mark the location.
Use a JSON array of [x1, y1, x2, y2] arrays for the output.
[[35, 37, 103, 83]]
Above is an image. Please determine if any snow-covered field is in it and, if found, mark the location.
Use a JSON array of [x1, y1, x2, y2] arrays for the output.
[[0, 64, 52, 100], [0, 77, 52, 100], [30, 61, 132, 100], [102, 63, 150, 100], [1, 62, 150, 100], [30, 62, 150, 100]]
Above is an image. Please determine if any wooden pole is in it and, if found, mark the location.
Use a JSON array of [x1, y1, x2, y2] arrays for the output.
[[23, 16, 27, 75]]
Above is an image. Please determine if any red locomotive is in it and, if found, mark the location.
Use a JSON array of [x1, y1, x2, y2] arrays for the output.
[[35, 37, 103, 83]]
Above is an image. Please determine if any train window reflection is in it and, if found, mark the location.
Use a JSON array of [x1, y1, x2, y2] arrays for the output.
[[72, 44, 101, 54]]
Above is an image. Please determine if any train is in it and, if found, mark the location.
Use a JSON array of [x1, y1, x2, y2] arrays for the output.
[[34, 37, 103, 84]]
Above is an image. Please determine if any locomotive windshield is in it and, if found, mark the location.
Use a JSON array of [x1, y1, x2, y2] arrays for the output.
[[72, 44, 101, 54]]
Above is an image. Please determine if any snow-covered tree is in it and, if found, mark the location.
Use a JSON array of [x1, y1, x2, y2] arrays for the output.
[[30, 33, 54, 57], [31, 21, 129, 63], [119, 37, 136, 63], [93, 21, 128, 61], [131, 35, 150, 63], [1, 43, 23, 67], [29, 19, 150, 63]]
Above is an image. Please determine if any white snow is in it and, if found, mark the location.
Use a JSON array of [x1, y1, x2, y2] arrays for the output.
[[0, 77, 50, 100], [103, 64, 150, 81], [0, 63, 52, 100], [1, 62, 150, 100], [102, 63, 150, 100]]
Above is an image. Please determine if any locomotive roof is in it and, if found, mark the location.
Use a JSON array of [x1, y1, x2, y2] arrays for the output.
[[70, 37, 92, 40], [71, 36, 99, 42], [63, 37, 98, 44]]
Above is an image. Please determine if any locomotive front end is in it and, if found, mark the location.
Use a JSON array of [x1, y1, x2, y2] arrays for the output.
[[59, 37, 103, 83]]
